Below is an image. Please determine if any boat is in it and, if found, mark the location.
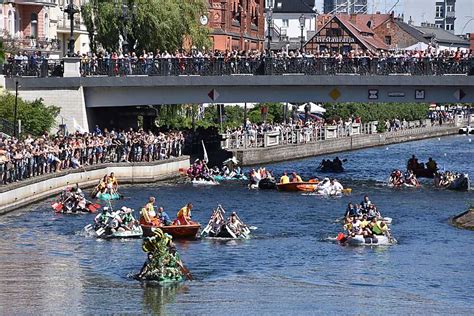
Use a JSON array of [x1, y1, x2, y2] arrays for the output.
[[52, 199, 100, 214], [434, 173, 470, 191], [319, 164, 344, 173], [312, 188, 352, 197], [84, 223, 143, 239], [214, 174, 248, 181], [412, 168, 436, 178], [201, 206, 253, 239], [95, 192, 123, 200], [458, 126, 474, 135], [191, 179, 219, 186], [258, 178, 277, 190], [344, 234, 396, 246], [141, 223, 201, 239], [277, 181, 319, 192]]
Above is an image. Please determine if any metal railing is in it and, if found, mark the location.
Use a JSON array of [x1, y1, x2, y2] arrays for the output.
[[3, 56, 473, 78], [221, 120, 457, 150]]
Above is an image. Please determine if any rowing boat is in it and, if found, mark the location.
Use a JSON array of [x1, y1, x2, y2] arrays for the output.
[[276, 181, 319, 192], [141, 223, 201, 239]]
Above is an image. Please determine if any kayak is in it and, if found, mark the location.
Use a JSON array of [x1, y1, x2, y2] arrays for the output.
[[95, 192, 122, 200], [214, 175, 248, 181], [141, 223, 201, 239], [277, 181, 319, 192], [344, 235, 396, 246]]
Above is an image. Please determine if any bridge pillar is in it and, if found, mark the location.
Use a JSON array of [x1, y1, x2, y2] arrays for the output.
[[63, 57, 81, 77]]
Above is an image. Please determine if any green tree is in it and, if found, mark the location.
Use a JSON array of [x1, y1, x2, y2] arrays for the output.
[[0, 91, 60, 136], [0, 40, 5, 64], [82, 0, 210, 53]]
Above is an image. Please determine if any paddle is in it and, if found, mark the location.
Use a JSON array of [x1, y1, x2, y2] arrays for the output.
[[52, 201, 64, 213], [176, 260, 193, 281]]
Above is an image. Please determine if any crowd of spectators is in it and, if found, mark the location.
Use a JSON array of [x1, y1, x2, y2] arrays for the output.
[[0, 127, 184, 185], [3, 47, 472, 78]]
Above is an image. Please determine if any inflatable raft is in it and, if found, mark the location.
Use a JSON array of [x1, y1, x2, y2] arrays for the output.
[[214, 175, 248, 181], [344, 235, 396, 246], [95, 192, 122, 200], [191, 179, 219, 186]]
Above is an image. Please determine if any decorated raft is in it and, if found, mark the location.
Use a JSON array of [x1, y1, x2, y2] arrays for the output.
[[95, 192, 123, 200], [134, 228, 192, 284], [201, 205, 253, 240]]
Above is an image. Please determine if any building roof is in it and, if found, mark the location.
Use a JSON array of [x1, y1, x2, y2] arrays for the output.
[[393, 20, 428, 44], [414, 26, 469, 46], [272, 0, 316, 14], [333, 15, 390, 50]]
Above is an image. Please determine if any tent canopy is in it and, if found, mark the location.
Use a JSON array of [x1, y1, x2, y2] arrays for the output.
[[403, 42, 429, 51], [296, 102, 327, 114]]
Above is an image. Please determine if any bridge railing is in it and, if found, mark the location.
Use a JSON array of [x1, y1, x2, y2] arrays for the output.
[[221, 121, 457, 150], [3, 57, 473, 78]]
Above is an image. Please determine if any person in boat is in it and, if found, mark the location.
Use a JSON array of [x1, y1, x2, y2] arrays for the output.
[[95, 206, 111, 228], [333, 157, 343, 170], [369, 218, 388, 236], [390, 170, 404, 186], [407, 155, 418, 171], [360, 195, 371, 211], [404, 170, 419, 186], [329, 179, 344, 195], [227, 212, 243, 236], [366, 204, 380, 219], [280, 172, 290, 184], [291, 172, 303, 183], [120, 207, 138, 230], [250, 169, 261, 185], [318, 177, 331, 194], [426, 157, 438, 173], [157, 207, 172, 226], [108, 172, 118, 193], [140, 197, 161, 226], [344, 202, 357, 218], [176, 203, 193, 225]]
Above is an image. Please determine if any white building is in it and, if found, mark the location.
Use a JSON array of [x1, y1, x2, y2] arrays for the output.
[[266, 0, 318, 51]]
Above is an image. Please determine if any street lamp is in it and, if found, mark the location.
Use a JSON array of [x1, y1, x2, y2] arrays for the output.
[[115, 0, 135, 55], [266, 0, 274, 52], [299, 14, 305, 51], [14, 81, 19, 138], [64, 3, 80, 57]]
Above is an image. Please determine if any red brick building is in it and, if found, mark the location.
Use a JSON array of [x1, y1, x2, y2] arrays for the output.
[[207, 0, 265, 51], [470, 33, 474, 51]]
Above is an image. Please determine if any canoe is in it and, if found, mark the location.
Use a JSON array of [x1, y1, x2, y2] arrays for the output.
[[277, 182, 319, 192], [95, 192, 122, 200], [141, 223, 201, 239], [345, 235, 396, 246]]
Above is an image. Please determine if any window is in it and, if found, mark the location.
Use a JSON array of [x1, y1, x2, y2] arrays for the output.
[[0, 9, 3, 31], [44, 13, 50, 38], [446, 24, 454, 31], [31, 13, 38, 39], [435, 5, 443, 18], [282, 19, 288, 27], [384, 36, 392, 45], [447, 5, 454, 12]]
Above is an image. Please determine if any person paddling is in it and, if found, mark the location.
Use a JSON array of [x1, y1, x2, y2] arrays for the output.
[[176, 203, 193, 225]]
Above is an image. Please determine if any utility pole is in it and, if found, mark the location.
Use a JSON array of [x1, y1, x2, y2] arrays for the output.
[[14, 80, 19, 138]]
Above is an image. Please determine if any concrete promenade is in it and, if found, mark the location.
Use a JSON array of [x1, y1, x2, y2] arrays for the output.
[[0, 156, 190, 215], [232, 125, 461, 166]]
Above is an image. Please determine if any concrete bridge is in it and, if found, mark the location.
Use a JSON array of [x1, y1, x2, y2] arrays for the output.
[[4, 70, 474, 131]]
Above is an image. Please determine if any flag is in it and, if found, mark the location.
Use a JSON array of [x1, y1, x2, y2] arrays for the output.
[[73, 118, 87, 134], [202, 140, 208, 163]]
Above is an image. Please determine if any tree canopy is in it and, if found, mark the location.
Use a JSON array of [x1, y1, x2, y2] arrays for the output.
[[0, 91, 60, 136], [82, 0, 211, 53]]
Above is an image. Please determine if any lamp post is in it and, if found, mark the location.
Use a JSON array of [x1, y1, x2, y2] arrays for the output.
[[299, 14, 305, 51], [115, 0, 134, 55], [266, 0, 274, 52], [64, 3, 80, 57], [14, 81, 19, 138]]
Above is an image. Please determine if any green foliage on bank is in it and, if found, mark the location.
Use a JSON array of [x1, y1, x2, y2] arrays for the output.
[[82, 0, 211, 54], [323, 103, 430, 123], [0, 91, 60, 136]]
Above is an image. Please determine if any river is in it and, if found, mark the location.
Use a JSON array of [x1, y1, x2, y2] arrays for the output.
[[0, 135, 473, 314]]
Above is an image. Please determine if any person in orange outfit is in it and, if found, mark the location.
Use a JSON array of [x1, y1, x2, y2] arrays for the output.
[[176, 203, 193, 225]]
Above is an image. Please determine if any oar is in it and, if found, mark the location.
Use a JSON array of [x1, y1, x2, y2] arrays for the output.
[[177, 260, 193, 281]]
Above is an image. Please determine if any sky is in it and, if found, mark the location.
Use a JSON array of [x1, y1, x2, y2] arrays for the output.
[[314, 0, 474, 34]]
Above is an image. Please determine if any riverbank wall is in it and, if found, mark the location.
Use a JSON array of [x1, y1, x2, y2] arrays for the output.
[[0, 156, 190, 215], [232, 126, 460, 166]]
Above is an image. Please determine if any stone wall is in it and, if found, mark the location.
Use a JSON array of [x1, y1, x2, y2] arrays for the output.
[[233, 127, 459, 166], [0, 156, 190, 215]]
